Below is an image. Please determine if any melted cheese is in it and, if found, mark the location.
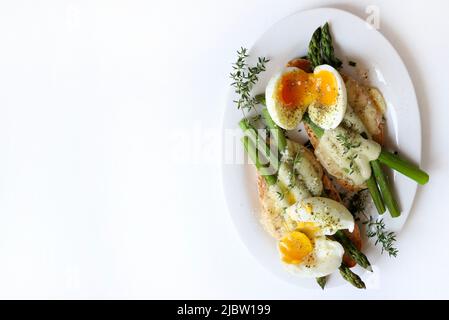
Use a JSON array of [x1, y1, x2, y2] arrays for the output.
[[314, 126, 381, 185], [267, 140, 323, 211], [340, 105, 369, 137]]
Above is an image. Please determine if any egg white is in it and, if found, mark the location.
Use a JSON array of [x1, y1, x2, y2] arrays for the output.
[[279, 196, 355, 278], [283, 237, 344, 278], [308, 64, 347, 130], [287, 197, 355, 236]]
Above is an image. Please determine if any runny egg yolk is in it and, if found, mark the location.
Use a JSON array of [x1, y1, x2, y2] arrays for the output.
[[315, 70, 339, 106], [279, 226, 316, 264], [279, 231, 312, 264], [276, 69, 339, 109], [295, 221, 320, 240], [277, 69, 314, 109]]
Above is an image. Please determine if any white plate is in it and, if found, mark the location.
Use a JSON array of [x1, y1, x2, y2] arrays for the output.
[[222, 8, 421, 288]]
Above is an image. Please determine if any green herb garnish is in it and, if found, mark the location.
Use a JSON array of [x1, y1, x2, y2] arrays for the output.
[[336, 133, 361, 154], [365, 217, 399, 257], [348, 154, 359, 175], [276, 191, 285, 201], [230, 48, 269, 113]]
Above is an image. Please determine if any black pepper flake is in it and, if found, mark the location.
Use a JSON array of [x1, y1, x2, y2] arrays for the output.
[[348, 60, 357, 67]]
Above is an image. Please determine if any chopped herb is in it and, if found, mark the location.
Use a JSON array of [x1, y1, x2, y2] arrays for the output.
[[337, 133, 361, 154], [276, 191, 285, 201], [288, 170, 296, 189], [292, 151, 302, 178], [348, 60, 357, 67], [282, 208, 287, 216], [348, 154, 359, 174]]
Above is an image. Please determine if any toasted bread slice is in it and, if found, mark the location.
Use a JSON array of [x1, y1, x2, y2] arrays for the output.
[[257, 176, 287, 239], [344, 76, 385, 145]]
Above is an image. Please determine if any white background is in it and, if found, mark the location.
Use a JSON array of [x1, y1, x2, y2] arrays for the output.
[[0, 0, 448, 299]]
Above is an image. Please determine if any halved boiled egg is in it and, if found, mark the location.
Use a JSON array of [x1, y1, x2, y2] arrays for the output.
[[265, 65, 347, 130], [278, 197, 354, 278], [308, 65, 347, 130], [265, 67, 311, 130]]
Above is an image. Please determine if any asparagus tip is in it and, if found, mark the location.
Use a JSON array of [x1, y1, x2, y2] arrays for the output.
[[316, 277, 327, 290]]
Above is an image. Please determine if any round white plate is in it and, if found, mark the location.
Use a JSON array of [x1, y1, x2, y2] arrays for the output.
[[222, 8, 421, 288]]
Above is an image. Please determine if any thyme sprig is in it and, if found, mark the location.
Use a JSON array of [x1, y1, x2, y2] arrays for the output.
[[347, 192, 398, 258], [365, 217, 399, 257], [230, 48, 269, 113]]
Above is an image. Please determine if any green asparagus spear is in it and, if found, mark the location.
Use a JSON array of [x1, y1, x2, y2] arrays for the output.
[[334, 231, 372, 271], [303, 113, 324, 138], [321, 22, 342, 68], [366, 174, 386, 214], [239, 118, 280, 173], [371, 160, 400, 217], [261, 108, 287, 152], [378, 150, 429, 185], [339, 264, 366, 289], [308, 22, 342, 69], [308, 26, 322, 69], [241, 136, 277, 186]]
